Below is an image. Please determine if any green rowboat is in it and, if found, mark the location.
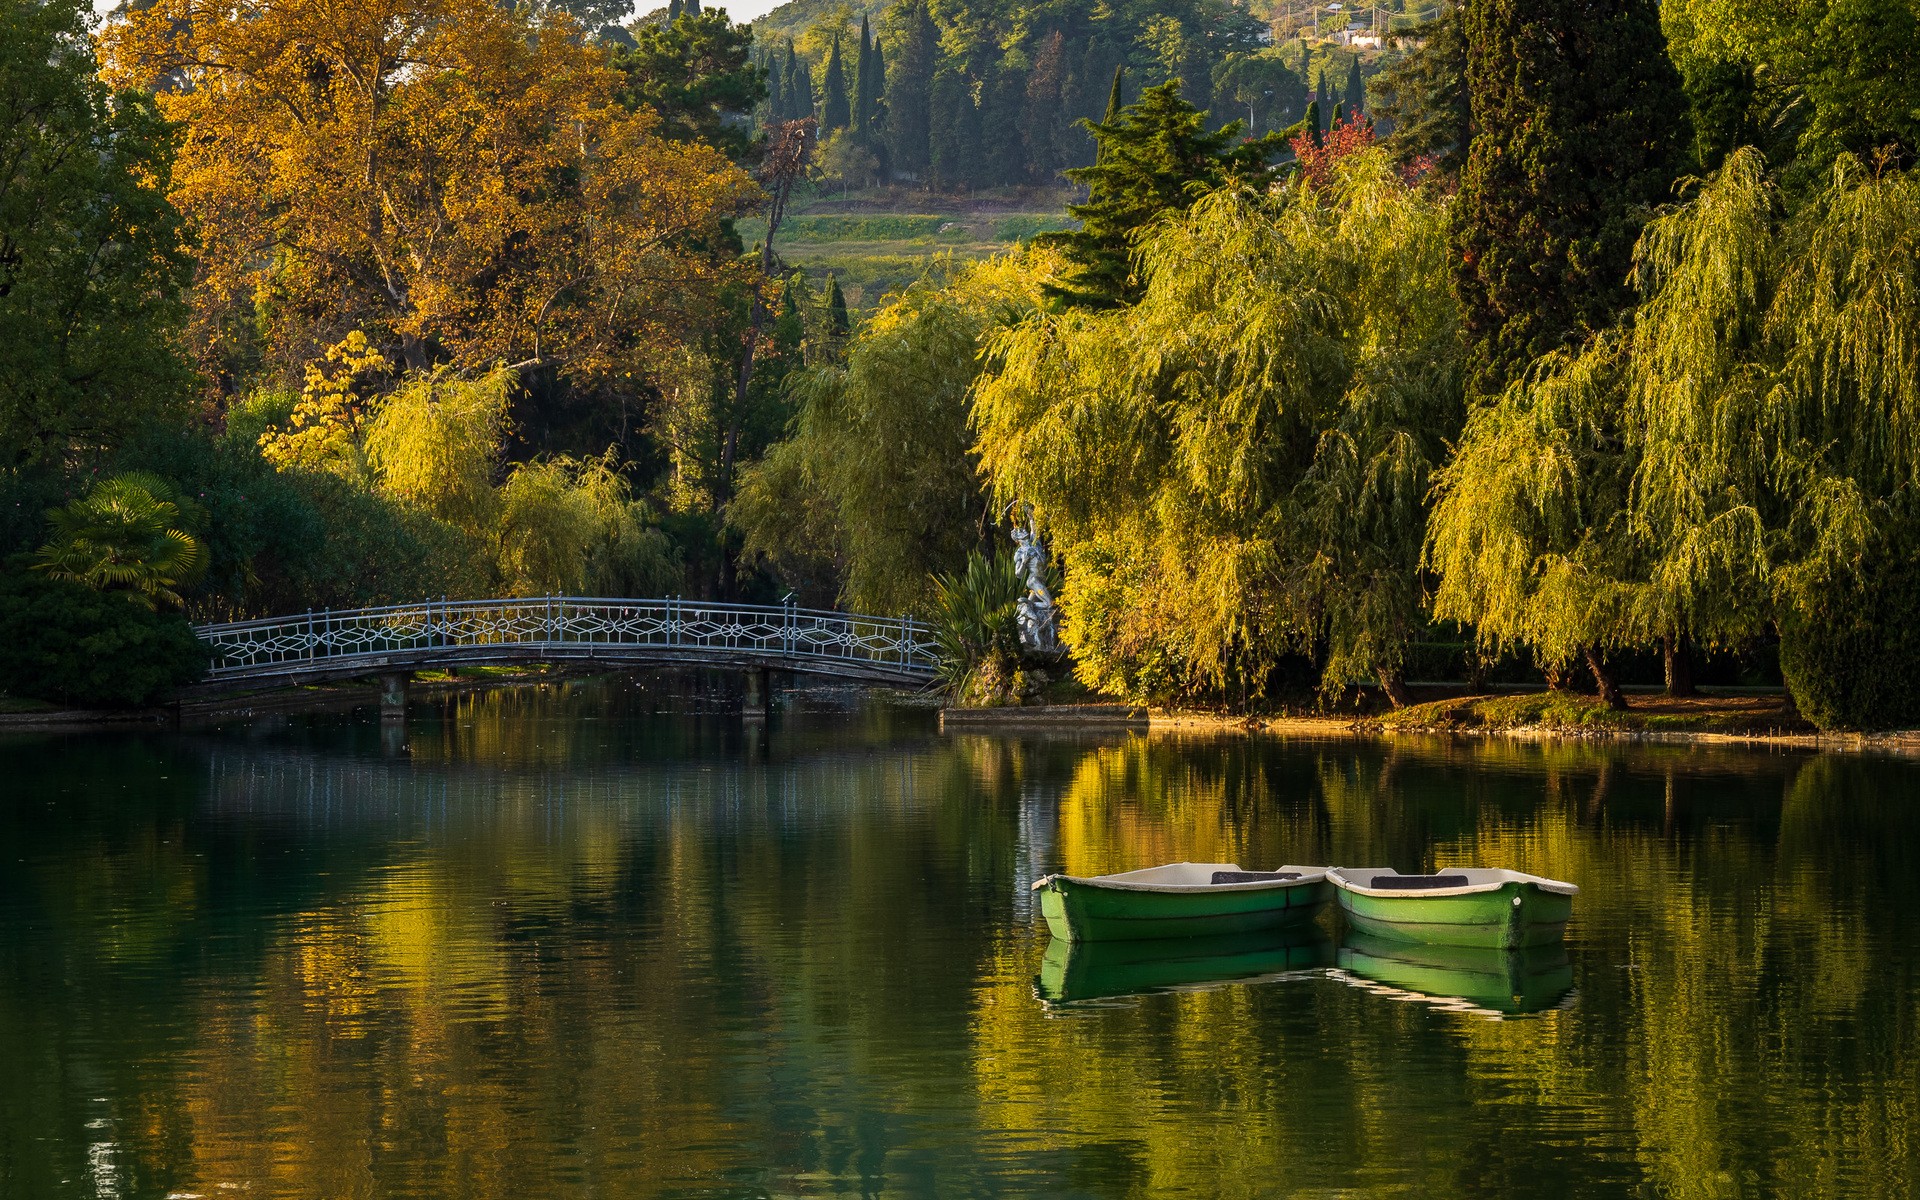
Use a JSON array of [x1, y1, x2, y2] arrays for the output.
[[1328, 867, 1577, 949], [1031, 862, 1332, 942], [1036, 927, 1333, 1004], [1336, 931, 1575, 1015]]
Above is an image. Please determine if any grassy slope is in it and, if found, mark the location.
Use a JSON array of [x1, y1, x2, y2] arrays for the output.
[[745, 186, 1078, 309]]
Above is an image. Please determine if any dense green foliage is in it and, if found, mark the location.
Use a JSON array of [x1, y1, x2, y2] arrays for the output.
[[1665, 0, 1920, 186], [974, 152, 1461, 700], [1778, 536, 1920, 732], [0, 573, 208, 707], [614, 9, 766, 158], [1450, 0, 1687, 393], [0, 0, 191, 468], [1040, 81, 1284, 307]]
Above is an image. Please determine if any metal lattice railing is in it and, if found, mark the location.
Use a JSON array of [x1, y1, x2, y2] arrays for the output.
[[193, 597, 938, 683]]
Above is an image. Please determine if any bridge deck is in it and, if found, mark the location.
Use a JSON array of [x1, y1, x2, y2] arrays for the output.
[[192, 597, 940, 692]]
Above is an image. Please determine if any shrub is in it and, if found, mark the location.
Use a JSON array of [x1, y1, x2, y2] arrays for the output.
[[1779, 539, 1920, 731], [0, 571, 208, 707], [929, 550, 1024, 699]]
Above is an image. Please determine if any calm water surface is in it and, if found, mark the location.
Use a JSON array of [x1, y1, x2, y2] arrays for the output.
[[2, 681, 1916, 1199]]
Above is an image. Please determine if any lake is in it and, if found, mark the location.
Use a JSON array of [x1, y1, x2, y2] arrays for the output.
[[2, 679, 1914, 1198]]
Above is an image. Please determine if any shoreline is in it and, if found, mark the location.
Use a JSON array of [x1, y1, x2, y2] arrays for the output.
[[8, 677, 1918, 754], [1147, 708, 1920, 754]]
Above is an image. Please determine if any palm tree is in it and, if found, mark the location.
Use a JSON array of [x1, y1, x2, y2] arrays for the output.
[[33, 473, 205, 609]]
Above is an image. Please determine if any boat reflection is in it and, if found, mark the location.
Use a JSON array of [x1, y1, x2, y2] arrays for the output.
[[1333, 931, 1576, 1016], [1036, 927, 1334, 1005]]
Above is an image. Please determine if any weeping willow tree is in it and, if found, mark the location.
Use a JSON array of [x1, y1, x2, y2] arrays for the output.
[[495, 453, 678, 597], [732, 251, 1057, 615], [972, 151, 1464, 704], [363, 368, 514, 536], [1430, 147, 1920, 726]]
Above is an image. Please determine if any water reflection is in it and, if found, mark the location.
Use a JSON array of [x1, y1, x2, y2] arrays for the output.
[[0, 689, 1916, 1199], [1035, 928, 1333, 1005], [1334, 932, 1576, 1016]]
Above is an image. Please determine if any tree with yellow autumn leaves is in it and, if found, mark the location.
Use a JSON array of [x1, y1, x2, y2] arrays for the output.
[[100, 0, 760, 389]]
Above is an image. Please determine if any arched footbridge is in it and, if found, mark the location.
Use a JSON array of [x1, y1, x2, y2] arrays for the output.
[[190, 597, 940, 693]]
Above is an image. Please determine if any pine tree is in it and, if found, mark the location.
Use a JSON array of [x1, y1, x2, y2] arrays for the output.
[[1451, 0, 1688, 394], [1342, 57, 1364, 114], [821, 33, 851, 131], [884, 0, 936, 182], [1040, 80, 1285, 307]]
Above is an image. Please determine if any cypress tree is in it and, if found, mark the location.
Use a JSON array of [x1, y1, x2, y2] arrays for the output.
[[684, 0, 699, 14], [825, 272, 851, 337], [1303, 98, 1323, 147], [1315, 68, 1333, 128], [765, 53, 784, 122], [1102, 64, 1124, 125], [666, 0, 681, 21], [928, 64, 980, 189], [1041, 80, 1285, 307], [977, 63, 1027, 186], [869, 38, 889, 177], [1451, 0, 1688, 394], [885, 0, 937, 182], [1343, 57, 1364, 114], [1021, 30, 1067, 181], [787, 43, 813, 119], [852, 16, 875, 140], [1331, 101, 1345, 130], [821, 34, 851, 132]]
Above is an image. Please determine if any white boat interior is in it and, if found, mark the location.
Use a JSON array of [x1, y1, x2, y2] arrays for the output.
[[1031, 862, 1331, 893], [1327, 867, 1579, 898]]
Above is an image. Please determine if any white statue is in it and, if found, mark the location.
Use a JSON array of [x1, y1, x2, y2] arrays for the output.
[[1008, 504, 1061, 654]]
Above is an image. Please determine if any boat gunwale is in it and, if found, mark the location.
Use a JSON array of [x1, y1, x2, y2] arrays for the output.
[[1327, 866, 1579, 899], [1029, 862, 1331, 895]]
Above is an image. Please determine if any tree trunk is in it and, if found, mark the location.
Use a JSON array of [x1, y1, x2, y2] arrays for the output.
[[1543, 662, 1571, 692], [1584, 645, 1628, 710], [1376, 666, 1412, 709], [1664, 634, 1696, 697]]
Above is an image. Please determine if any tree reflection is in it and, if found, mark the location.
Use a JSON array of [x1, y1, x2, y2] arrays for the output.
[[0, 707, 1914, 1198]]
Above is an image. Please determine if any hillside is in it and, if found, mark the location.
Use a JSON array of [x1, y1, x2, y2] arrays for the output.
[[741, 186, 1076, 310], [738, 0, 1412, 312]]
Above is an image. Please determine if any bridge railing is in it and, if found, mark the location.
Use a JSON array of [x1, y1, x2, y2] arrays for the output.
[[193, 597, 938, 680]]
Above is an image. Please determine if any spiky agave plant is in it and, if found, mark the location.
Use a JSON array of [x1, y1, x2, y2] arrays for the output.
[[33, 473, 205, 609], [928, 550, 1026, 689]]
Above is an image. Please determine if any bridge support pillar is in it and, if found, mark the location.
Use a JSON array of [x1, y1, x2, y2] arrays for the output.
[[378, 671, 411, 719], [743, 667, 769, 721]]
